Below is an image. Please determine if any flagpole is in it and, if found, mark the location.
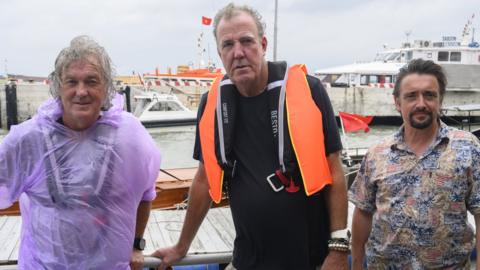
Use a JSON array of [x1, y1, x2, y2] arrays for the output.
[[273, 0, 278, 61], [137, 72, 147, 92], [339, 113, 353, 166]]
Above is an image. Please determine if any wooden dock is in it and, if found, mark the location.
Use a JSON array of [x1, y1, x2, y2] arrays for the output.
[[0, 207, 235, 266], [1, 202, 474, 268]]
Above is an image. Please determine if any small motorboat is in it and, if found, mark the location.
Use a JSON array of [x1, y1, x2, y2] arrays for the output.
[[133, 93, 197, 128]]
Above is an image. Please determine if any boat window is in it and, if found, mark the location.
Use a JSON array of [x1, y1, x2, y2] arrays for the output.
[[149, 102, 168, 111], [360, 75, 367, 85], [379, 75, 385, 83], [438, 51, 449, 61], [317, 75, 327, 81], [332, 74, 348, 86], [406, 51, 413, 61], [450, 52, 461, 62], [385, 76, 392, 83], [369, 75, 378, 84], [387, 53, 400, 61], [166, 102, 182, 111]]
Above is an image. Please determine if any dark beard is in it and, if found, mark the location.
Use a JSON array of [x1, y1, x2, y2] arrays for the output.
[[408, 110, 433, 129]]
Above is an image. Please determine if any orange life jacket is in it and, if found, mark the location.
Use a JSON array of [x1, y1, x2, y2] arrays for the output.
[[199, 63, 332, 203]]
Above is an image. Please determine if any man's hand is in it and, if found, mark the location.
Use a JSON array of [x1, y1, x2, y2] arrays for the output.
[[130, 249, 144, 270], [151, 244, 187, 270], [320, 250, 348, 270]]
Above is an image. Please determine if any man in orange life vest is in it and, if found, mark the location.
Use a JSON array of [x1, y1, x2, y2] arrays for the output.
[[153, 3, 349, 269]]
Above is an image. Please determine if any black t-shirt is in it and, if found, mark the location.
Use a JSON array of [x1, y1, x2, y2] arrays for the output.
[[193, 64, 342, 270]]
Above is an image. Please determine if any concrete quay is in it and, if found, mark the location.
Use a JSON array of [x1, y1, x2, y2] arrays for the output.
[[2, 83, 480, 130], [326, 86, 480, 118], [0, 83, 51, 130]]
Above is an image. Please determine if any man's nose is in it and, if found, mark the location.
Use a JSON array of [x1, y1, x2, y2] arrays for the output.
[[416, 95, 427, 109], [232, 42, 245, 59], [75, 83, 88, 97]]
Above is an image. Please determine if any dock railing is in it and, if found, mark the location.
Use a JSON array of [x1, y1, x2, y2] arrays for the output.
[[442, 104, 480, 132], [0, 253, 233, 270], [143, 253, 232, 269]]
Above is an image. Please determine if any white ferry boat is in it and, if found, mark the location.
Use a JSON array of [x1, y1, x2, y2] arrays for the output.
[[315, 21, 480, 119]]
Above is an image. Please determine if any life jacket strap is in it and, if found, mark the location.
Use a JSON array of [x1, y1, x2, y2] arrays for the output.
[[266, 169, 300, 193], [221, 159, 237, 180]]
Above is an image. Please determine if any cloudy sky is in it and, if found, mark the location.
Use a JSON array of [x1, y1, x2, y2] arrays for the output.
[[0, 0, 477, 77]]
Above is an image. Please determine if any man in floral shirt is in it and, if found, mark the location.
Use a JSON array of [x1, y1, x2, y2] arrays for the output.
[[349, 58, 480, 269]]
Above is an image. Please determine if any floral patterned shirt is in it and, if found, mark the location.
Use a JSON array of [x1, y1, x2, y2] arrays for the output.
[[349, 122, 480, 269]]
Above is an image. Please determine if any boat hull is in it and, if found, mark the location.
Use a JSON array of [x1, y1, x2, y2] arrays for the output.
[[326, 86, 480, 118], [0, 167, 228, 216], [141, 118, 197, 128]]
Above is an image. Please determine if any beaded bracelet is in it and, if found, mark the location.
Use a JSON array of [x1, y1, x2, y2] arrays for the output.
[[328, 238, 350, 253]]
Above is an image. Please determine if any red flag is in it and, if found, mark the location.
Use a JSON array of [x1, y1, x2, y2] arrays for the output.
[[202, 16, 212, 26], [339, 112, 373, 133]]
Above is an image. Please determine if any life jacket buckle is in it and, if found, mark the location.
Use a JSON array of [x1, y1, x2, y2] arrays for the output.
[[275, 169, 299, 193], [266, 170, 300, 193], [266, 173, 285, 192]]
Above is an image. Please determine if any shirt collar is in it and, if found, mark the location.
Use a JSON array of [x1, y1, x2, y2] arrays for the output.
[[391, 121, 450, 152]]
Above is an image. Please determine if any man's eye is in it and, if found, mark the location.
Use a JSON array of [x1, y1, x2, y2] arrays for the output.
[[64, 80, 76, 86], [222, 42, 233, 49]]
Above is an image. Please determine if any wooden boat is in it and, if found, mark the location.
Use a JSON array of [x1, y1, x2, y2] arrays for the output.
[[0, 167, 228, 216], [154, 167, 228, 210], [1, 164, 361, 216]]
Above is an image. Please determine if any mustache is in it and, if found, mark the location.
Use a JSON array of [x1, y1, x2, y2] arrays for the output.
[[413, 107, 430, 112], [411, 107, 431, 114], [233, 62, 249, 69]]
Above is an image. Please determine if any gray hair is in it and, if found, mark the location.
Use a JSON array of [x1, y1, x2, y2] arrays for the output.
[[213, 3, 266, 40], [48, 35, 116, 109]]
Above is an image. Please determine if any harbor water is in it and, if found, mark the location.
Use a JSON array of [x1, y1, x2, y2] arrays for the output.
[[0, 125, 399, 169]]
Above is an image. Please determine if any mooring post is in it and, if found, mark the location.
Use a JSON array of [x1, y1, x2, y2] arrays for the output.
[[5, 83, 18, 130], [124, 85, 131, 113]]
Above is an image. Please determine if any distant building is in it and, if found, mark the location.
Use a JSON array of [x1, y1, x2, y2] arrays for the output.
[[115, 75, 142, 86], [7, 74, 48, 84]]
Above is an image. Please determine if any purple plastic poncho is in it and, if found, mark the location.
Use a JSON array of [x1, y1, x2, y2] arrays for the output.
[[0, 94, 161, 269]]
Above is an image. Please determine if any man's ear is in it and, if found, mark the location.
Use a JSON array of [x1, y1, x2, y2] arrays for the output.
[[394, 96, 401, 113], [261, 36, 267, 56]]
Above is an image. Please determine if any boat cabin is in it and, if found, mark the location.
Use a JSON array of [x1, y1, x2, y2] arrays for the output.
[[315, 36, 480, 89]]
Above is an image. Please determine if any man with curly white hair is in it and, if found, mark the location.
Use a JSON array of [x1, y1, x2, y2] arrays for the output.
[[0, 35, 161, 270]]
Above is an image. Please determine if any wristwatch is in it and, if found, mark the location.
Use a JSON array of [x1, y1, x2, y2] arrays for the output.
[[330, 228, 351, 240], [133, 237, 146, 251]]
